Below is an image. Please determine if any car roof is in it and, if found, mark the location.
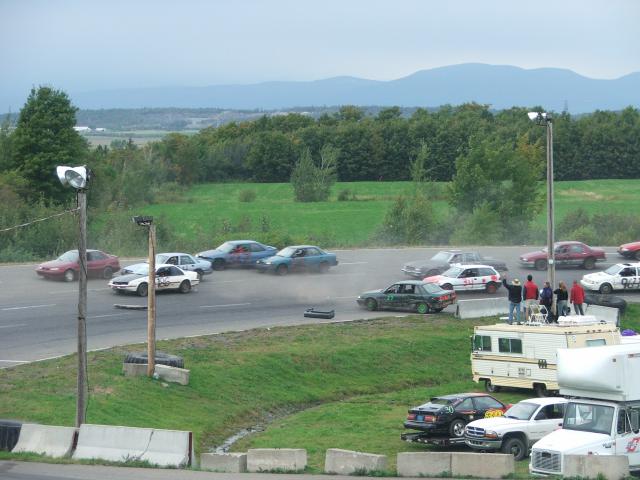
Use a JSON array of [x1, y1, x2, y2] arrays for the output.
[[286, 245, 321, 249], [157, 252, 193, 257], [225, 240, 260, 245], [395, 280, 428, 285], [435, 392, 490, 400], [448, 264, 495, 269], [518, 397, 568, 406], [613, 262, 640, 267], [556, 241, 583, 246]]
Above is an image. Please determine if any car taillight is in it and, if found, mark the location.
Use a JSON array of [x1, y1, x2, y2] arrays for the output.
[[424, 415, 436, 423], [407, 413, 416, 421]]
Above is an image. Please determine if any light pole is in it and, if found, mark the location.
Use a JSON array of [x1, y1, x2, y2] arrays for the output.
[[132, 215, 156, 376], [528, 112, 555, 313], [56, 165, 91, 427]]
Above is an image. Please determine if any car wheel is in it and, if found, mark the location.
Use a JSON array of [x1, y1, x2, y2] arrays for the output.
[[485, 282, 498, 294], [534, 383, 548, 397], [442, 283, 453, 291], [416, 302, 430, 314], [535, 259, 548, 271], [102, 267, 114, 279], [136, 283, 148, 297], [276, 264, 288, 276], [449, 419, 466, 438], [195, 270, 204, 282], [212, 259, 226, 271], [365, 298, 378, 311], [63, 269, 76, 282], [583, 257, 596, 270], [485, 379, 501, 393], [502, 436, 527, 461], [179, 280, 191, 293], [318, 262, 329, 273], [598, 283, 613, 295]]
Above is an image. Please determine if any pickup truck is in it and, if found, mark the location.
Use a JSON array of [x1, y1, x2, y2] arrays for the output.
[[464, 397, 567, 460]]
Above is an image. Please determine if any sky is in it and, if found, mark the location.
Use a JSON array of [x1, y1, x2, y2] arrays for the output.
[[1, 0, 639, 112]]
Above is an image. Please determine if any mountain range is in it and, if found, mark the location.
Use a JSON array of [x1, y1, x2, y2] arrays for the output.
[[71, 63, 640, 113]]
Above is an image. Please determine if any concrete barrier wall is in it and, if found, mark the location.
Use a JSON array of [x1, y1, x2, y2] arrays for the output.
[[201, 452, 247, 473], [140, 429, 191, 467], [397, 452, 450, 477], [324, 448, 387, 475], [73, 424, 154, 463], [247, 448, 307, 472], [154, 364, 190, 385], [451, 452, 514, 479], [12, 424, 76, 458], [456, 298, 509, 319], [564, 454, 629, 480]]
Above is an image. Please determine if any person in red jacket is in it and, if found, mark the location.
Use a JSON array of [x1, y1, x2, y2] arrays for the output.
[[522, 274, 539, 321], [570, 280, 586, 315]]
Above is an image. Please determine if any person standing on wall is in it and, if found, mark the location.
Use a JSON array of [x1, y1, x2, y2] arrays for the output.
[[502, 277, 523, 324], [523, 274, 539, 321], [539, 281, 554, 322], [570, 279, 586, 315], [554, 281, 569, 318]]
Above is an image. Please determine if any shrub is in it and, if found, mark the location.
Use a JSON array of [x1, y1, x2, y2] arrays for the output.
[[374, 192, 440, 245], [238, 189, 256, 202], [337, 189, 354, 201]]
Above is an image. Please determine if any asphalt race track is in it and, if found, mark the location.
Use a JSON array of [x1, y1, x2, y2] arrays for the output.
[[1, 246, 636, 368]]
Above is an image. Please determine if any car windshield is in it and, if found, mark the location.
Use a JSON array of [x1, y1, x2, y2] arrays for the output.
[[216, 242, 236, 253], [429, 397, 453, 406], [442, 266, 463, 278], [156, 254, 172, 264], [504, 402, 539, 420], [125, 264, 149, 275], [422, 283, 442, 294], [563, 402, 614, 435], [276, 247, 297, 257], [57, 251, 79, 262], [431, 252, 451, 262], [604, 265, 623, 275]]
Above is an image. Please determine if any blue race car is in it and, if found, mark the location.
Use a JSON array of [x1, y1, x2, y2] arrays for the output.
[[255, 245, 338, 275], [196, 240, 277, 271]]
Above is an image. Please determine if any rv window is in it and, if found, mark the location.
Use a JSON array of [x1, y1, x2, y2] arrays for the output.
[[617, 409, 631, 434], [473, 335, 491, 351], [498, 338, 522, 354], [586, 339, 606, 347]]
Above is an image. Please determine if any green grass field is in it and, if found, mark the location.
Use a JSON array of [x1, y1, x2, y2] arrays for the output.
[[2, 306, 639, 475]]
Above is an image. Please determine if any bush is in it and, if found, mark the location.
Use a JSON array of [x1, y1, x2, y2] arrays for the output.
[[449, 202, 505, 245], [337, 189, 354, 201], [374, 193, 440, 245], [238, 189, 256, 202]]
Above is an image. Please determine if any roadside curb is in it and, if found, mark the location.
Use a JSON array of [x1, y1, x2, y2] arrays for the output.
[[114, 304, 147, 310]]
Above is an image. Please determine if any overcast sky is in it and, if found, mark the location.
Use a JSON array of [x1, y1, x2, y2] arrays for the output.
[[1, 0, 638, 111]]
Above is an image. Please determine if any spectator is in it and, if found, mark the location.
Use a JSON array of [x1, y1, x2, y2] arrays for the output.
[[502, 277, 523, 324], [570, 280, 586, 315], [554, 281, 569, 318], [523, 274, 539, 321], [539, 281, 554, 322]]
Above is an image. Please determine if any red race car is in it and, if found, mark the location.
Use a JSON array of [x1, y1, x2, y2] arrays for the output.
[[36, 249, 120, 282], [618, 241, 640, 261], [519, 241, 605, 271]]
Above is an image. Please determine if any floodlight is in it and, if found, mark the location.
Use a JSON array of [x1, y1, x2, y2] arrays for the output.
[[132, 215, 154, 226], [527, 112, 540, 121], [56, 166, 91, 189]]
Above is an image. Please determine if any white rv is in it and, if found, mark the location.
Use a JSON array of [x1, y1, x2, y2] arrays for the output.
[[530, 344, 640, 475], [471, 320, 621, 396]]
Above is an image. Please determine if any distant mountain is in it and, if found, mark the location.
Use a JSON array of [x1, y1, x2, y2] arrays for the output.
[[70, 64, 640, 113]]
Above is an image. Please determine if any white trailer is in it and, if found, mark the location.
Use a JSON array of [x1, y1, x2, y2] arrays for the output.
[[530, 344, 640, 475], [471, 322, 621, 396]]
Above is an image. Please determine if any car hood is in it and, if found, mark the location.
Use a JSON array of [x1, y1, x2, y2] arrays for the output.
[[532, 428, 609, 453], [620, 242, 640, 249], [520, 250, 544, 260], [111, 273, 145, 283], [583, 271, 613, 282], [360, 289, 383, 296], [423, 274, 445, 283], [258, 255, 286, 263], [197, 249, 225, 259], [38, 259, 75, 269], [466, 416, 528, 430]]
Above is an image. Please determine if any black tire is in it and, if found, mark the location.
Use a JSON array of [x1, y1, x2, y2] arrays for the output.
[[449, 418, 466, 438], [179, 280, 191, 294], [365, 298, 378, 311], [502, 436, 527, 461], [124, 351, 184, 368], [583, 257, 596, 270], [535, 259, 548, 271], [212, 259, 226, 271], [63, 269, 76, 282], [486, 282, 498, 294], [195, 270, 204, 282], [102, 267, 114, 279], [137, 282, 149, 297], [442, 283, 453, 291], [485, 379, 501, 393], [276, 264, 288, 276], [585, 293, 627, 313], [318, 262, 329, 273], [534, 383, 548, 397], [415, 302, 430, 314], [598, 283, 613, 295]]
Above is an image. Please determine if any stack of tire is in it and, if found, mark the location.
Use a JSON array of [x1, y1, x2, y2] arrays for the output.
[[123, 352, 184, 368]]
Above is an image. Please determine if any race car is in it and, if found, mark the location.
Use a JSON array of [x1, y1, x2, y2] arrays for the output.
[[108, 264, 199, 296], [423, 264, 502, 293]]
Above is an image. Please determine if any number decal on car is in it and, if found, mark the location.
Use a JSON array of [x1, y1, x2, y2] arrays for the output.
[[484, 409, 504, 418]]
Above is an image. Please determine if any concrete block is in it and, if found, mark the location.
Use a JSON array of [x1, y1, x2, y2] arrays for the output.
[[451, 452, 514, 479], [122, 362, 147, 377], [201, 452, 247, 473], [73, 424, 153, 462], [154, 364, 190, 385], [247, 448, 307, 472], [397, 452, 451, 477], [456, 298, 508, 319], [140, 429, 191, 467], [564, 454, 629, 480], [12, 424, 76, 458], [324, 448, 387, 475]]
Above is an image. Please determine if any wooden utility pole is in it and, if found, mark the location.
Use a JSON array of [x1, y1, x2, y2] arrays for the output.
[[546, 119, 556, 315], [147, 223, 157, 377], [76, 190, 88, 427]]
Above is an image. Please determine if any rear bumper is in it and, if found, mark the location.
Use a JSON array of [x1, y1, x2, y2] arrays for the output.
[[403, 421, 447, 434]]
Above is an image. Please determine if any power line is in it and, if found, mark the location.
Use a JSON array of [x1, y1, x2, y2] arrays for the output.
[[0, 207, 80, 233]]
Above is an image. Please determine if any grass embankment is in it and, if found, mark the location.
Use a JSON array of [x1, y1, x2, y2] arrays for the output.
[[2, 306, 640, 474]]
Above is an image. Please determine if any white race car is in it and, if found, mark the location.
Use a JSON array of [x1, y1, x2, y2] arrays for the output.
[[108, 264, 199, 296], [580, 262, 640, 294], [423, 264, 502, 293]]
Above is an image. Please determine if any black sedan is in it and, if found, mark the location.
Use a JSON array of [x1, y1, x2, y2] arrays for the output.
[[404, 393, 508, 438], [402, 250, 508, 278], [356, 280, 456, 314]]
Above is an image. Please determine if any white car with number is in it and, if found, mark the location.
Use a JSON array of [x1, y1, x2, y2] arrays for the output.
[[120, 252, 212, 281], [108, 264, 199, 297], [464, 397, 567, 461], [580, 262, 640, 294], [423, 264, 502, 293]]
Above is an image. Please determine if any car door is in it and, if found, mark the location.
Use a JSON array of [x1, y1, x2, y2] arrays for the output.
[[530, 403, 565, 441], [304, 247, 323, 270], [381, 284, 402, 309], [248, 242, 267, 263], [155, 266, 173, 291], [86, 251, 102, 276], [614, 404, 640, 469], [179, 255, 196, 272], [569, 244, 587, 267], [620, 266, 640, 291], [554, 245, 570, 266], [460, 268, 480, 291]]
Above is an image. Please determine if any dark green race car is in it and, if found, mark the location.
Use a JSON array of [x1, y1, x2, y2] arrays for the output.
[[356, 280, 457, 314]]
